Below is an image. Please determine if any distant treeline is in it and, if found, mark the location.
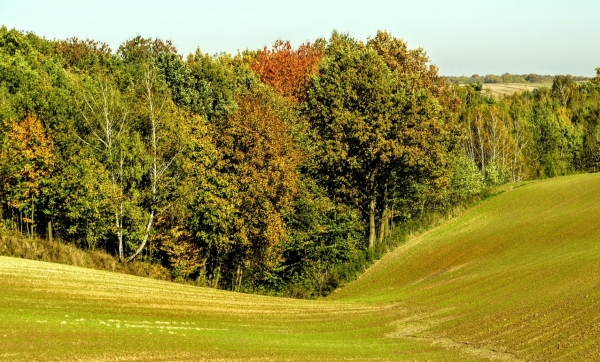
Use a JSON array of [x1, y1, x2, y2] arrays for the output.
[[1, 25, 600, 298], [446, 73, 590, 85]]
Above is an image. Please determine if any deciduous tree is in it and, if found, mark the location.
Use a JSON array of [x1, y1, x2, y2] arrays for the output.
[[0, 115, 54, 236], [251, 39, 324, 103], [216, 85, 302, 288]]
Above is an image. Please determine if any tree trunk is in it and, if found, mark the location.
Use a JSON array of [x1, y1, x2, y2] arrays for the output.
[[389, 204, 394, 235], [125, 210, 154, 263], [378, 210, 385, 245], [123, 64, 162, 264], [29, 198, 35, 239], [234, 263, 243, 292], [386, 213, 392, 240], [47, 221, 52, 242], [378, 210, 389, 245], [368, 197, 376, 249], [476, 115, 486, 176], [117, 210, 123, 261], [212, 264, 221, 289], [378, 186, 389, 245]]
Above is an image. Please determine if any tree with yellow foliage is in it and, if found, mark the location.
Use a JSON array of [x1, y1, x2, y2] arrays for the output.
[[0, 115, 54, 237]]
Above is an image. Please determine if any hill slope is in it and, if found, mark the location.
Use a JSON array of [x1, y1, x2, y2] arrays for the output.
[[2, 173, 600, 360], [332, 173, 600, 360], [0, 257, 473, 361]]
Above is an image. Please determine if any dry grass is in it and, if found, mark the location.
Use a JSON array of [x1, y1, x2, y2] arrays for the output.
[[482, 83, 550, 97], [0, 231, 169, 280]]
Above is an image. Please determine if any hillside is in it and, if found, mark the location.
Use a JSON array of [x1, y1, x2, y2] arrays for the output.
[[2, 173, 600, 360], [332, 173, 600, 360], [0, 256, 472, 361]]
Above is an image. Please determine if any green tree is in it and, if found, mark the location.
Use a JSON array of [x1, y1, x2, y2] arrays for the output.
[[591, 67, 600, 86], [530, 94, 579, 177], [73, 72, 137, 260], [484, 74, 503, 84], [185, 51, 240, 123], [53, 148, 115, 250], [306, 31, 456, 249], [449, 155, 484, 201], [505, 93, 535, 181], [367, 31, 458, 237], [305, 36, 397, 248], [551, 75, 577, 108]]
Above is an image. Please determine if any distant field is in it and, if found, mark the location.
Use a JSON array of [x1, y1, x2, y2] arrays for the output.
[[480, 81, 589, 97], [457, 82, 551, 97], [482, 83, 551, 97], [3, 173, 600, 360]]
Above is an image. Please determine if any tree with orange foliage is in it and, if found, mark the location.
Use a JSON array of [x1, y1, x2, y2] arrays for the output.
[[251, 39, 324, 103], [214, 85, 303, 289], [0, 115, 54, 237]]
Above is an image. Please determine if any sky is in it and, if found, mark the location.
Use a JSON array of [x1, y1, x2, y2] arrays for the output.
[[1, 0, 599, 76]]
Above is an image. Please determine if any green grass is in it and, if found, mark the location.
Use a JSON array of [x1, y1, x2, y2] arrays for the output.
[[3, 173, 600, 360], [0, 257, 470, 361]]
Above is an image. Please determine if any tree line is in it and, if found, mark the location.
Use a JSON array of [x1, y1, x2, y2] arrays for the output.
[[1, 26, 599, 297], [447, 73, 590, 85], [455, 72, 600, 183]]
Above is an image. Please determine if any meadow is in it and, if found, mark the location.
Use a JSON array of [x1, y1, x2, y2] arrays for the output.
[[2, 173, 600, 360]]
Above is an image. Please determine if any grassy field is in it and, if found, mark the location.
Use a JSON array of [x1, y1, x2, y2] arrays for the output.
[[2, 173, 600, 360], [332, 173, 600, 360], [481, 81, 588, 97], [0, 257, 471, 361]]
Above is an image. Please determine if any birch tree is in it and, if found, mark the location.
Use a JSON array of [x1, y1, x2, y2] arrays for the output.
[[75, 73, 132, 260], [125, 62, 181, 262]]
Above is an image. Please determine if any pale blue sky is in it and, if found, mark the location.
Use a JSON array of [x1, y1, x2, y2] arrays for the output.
[[1, 0, 598, 76]]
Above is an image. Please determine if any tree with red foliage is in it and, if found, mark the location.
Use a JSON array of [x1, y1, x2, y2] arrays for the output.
[[251, 39, 324, 103]]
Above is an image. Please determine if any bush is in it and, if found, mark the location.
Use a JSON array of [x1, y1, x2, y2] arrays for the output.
[[450, 156, 485, 201], [485, 160, 511, 186]]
